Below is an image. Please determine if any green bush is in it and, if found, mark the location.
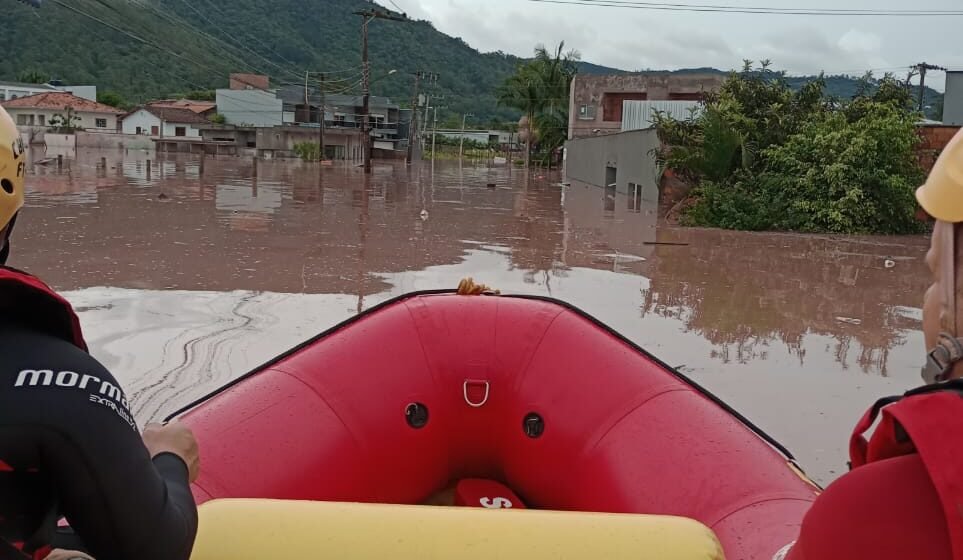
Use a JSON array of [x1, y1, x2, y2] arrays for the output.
[[656, 63, 925, 235], [293, 142, 320, 161]]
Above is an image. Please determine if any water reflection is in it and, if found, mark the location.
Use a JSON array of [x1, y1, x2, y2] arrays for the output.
[[640, 229, 927, 376], [15, 151, 929, 380], [17, 150, 936, 482]]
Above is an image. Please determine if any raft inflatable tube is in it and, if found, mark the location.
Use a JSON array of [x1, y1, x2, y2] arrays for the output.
[[190, 499, 725, 560], [170, 290, 821, 560]]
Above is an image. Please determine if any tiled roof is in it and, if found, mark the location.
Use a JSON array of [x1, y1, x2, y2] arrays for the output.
[[148, 99, 216, 114], [0, 92, 122, 114], [139, 106, 211, 125]]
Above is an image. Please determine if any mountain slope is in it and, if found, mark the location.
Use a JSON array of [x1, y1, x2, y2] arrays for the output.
[[3, 0, 944, 122]]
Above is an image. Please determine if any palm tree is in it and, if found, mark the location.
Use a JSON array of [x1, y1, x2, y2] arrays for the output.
[[497, 42, 580, 168]]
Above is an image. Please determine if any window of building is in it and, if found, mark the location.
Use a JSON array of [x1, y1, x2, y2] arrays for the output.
[[95, 118, 107, 128], [38, 115, 45, 126], [16, 114, 27, 126], [334, 114, 346, 125], [27, 115, 35, 126], [578, 104, 596, 120], [0, 93, 5, 102], [602, 93, 647, 122], [151, 126, 159, 136], [175, 126, 187, 137], [136, 126, 142, 135]]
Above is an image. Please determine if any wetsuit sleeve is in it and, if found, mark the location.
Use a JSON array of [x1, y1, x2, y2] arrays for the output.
[[0, 328, 197, 560]]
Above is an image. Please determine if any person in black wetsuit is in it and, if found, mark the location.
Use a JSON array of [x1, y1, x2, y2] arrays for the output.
[[0, 105, 200, 560]]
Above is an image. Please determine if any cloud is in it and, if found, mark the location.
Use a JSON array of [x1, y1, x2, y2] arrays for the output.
[[838, 29, 883, 54], [410, 0, 955, 84]]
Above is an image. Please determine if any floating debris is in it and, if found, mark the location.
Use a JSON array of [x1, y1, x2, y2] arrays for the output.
[[835, 317, 863, 325], [884, 259, 896, 269]]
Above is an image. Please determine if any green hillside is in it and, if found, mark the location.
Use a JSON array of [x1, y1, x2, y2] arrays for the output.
[[3, 0, 944, 122]]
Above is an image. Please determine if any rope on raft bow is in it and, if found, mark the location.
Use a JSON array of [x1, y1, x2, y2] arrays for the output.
[[456, 278, 500, 296]]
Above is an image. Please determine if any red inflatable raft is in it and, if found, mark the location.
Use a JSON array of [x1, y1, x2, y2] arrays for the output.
[[170, 290, 820, 560]]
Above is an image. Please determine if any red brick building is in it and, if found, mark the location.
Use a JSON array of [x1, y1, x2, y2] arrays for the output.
[[917, 123, 961, 172]]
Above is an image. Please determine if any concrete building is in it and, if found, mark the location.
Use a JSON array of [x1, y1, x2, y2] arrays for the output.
[[216, 88, 289, 128], [431, 129, 519, 147], [229, 73, 270, 91], [621, 100, 703, 131], [0, 80, 97, 103], [564, 128, 661, 206], [944, 71, 963, 126], [122, 106, 210, 138], [277, 85, 408, 153], [1, 92, 122, 131], [254, 125, 366, 160], [568, 73, 725, 139]]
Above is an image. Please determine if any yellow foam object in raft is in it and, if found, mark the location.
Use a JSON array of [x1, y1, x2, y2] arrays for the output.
[[190, 499, 726, 560]]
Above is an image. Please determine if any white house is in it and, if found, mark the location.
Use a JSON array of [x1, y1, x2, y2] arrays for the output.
[[122, 106, 210, 138], [0, 80, 97, 103], [0, 92, 122, 131]]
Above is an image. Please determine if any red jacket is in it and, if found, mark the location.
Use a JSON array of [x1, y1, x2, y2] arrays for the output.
[[788, 380, 963, 560]]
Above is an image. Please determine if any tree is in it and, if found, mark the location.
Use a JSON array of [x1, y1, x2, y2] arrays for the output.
[[655, 61, 925, 234], [17, 70, 48, 84], [48, 107, 82, 133], [97, 91, 126, 109], [497, 42, 579, 168]]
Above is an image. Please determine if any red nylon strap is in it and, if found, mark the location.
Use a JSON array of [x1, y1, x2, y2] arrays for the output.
[[0, 266, 87, 352], [849, 395, 902, 468], [886, 392, 963, 560]]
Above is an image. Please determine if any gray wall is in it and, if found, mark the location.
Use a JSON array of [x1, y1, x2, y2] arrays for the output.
[[945, 72, 963, 126], [216, 89, 283, 127], [564, 128, 661, 202]]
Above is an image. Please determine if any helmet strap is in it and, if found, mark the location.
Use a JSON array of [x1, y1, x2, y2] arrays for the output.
[[922, 332, 963, 384], [0, 211, 17, 265]]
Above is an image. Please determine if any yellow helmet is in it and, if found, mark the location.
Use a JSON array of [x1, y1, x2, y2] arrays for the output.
[[0, 105, 26, 231], [917, 128, 963, 223]]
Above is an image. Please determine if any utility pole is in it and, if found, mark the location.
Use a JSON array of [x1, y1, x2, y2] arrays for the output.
[[355, 7, 407, 174], [420, 73, 439, 158], [459, 112, 473, 160], [430, 105, 445, 162], [304, 70, 310, 107], [406, 72, 422, 165], [318, 73, 325, 162], [914, 62, 947, 113]]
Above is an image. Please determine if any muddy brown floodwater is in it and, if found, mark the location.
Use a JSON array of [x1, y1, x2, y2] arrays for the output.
[[12, 148, 931, 485]]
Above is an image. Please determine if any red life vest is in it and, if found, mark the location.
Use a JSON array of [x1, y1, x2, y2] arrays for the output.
[[850, 379, 963, 559], [0, 266, 86, 352], [0, 266, 86, 560]]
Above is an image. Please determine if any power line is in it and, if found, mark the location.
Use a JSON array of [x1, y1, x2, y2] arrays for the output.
[[528, 0, 963, 16], [193, 0, 303, 71], [171, 0, 305, 81], [123, 0, 282, 80]]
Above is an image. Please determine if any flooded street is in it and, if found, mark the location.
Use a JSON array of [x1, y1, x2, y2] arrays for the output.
[[14, 149, 931, 486]]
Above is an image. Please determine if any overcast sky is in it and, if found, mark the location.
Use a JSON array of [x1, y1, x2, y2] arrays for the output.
[[389, 0, 961, 91]]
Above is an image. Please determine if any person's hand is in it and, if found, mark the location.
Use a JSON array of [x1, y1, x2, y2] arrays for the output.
[[44, 549, 95, 560], [142, 420, 200, 482]]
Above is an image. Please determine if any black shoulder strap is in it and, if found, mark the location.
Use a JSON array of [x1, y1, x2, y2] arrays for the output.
[[903, 377, 963, 399]]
